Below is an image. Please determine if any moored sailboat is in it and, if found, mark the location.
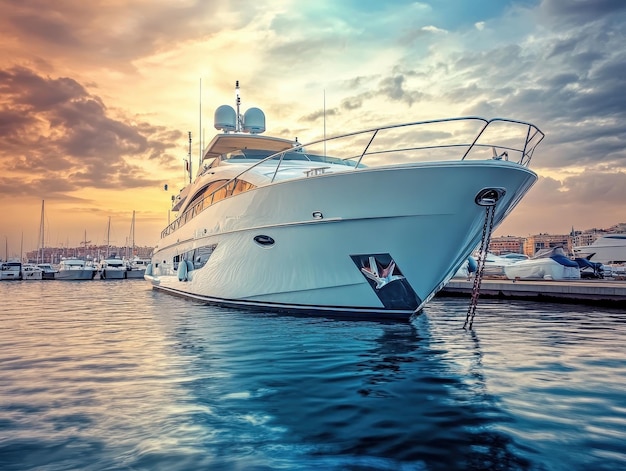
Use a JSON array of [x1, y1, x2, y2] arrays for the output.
[[124, 211, 147, 279]]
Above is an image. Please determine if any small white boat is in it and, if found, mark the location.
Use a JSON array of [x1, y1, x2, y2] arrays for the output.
[[100, 258, 128, 279], [504, 247, 580, 280], [125, 257, 149, 279], [0, 261, 22, 281], [481, 253, 522, 277], [454, 252, 528, 278], [603, 264, 626, 279], [22, 263, 43, 280], [36, 263, 58, 280], [56, 258, 98, 280]]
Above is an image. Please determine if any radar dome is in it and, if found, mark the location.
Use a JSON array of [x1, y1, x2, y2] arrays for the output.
[[243, 107, 266, 134], [214, 105, 236, 132]]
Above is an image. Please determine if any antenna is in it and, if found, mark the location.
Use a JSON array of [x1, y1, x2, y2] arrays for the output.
[[199, 78, 202, 169], [39, 199, 45, 264], [323, 89, 326, 157], [188, 131, 192, 184], [235, 80, 241, 132]]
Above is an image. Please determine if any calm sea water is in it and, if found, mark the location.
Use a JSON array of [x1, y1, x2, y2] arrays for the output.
[[1, 280, 625, 471]]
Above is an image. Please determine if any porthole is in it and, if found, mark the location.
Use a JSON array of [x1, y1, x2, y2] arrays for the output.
[[254, 235, 275, 247]]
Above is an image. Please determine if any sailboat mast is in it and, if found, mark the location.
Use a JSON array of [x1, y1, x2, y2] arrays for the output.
[[130, 211, 136, 256], [38, 200, 45, 264], [188, 132, 192, 184], [106, 217, 111, 258]]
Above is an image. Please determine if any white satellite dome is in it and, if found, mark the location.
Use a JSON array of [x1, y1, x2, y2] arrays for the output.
[[243, 107, 266, 134], [214, 105, 236, 132]]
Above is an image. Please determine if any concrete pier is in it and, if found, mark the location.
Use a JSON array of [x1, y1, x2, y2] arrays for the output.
[[439, 278, 626, 308]]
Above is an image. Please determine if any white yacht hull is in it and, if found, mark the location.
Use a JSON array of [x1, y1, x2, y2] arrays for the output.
[[573, 235, 626, 264], [148, 161, 537, 319], [22, 269, 43, 280], [0, 271, 21, 281], [36, 264, 58, 279], [100, 268, 127, 279], [56, 270, 97, 280]]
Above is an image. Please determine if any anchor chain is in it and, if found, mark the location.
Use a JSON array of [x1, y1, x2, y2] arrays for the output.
[[463, 203, 497, 330]]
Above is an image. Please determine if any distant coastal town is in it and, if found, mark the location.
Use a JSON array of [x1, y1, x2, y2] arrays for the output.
[[489, 222, 626, 257]]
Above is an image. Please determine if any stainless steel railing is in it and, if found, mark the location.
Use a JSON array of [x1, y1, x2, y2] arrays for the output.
[[161, 117, 544, 238]]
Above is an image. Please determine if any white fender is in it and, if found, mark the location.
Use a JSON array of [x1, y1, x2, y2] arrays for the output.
[[177, 261, 188, 281]]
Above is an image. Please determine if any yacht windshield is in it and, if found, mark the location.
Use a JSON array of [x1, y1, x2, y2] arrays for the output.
[[224, 149, 307, 161], [223, 149, 360, 167]]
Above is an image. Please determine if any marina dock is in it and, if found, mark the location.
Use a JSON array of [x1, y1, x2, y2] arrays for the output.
[[439, 278, 626, 308]]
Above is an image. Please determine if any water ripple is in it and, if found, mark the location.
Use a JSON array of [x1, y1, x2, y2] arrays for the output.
[[0, 281, 625, 470]]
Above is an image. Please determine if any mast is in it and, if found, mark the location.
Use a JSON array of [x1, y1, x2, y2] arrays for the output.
[[199, 77, 202, 173], [80, 230, 91, 259], [106, 217, 111, 258], [38, 200, 45, 264], [188, 132, 192, 184], [323, 89, 326, 157], [130, 211, 136, 257], [235, 80, 241, 132]]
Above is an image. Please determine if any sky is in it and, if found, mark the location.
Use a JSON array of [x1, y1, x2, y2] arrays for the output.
[[1, 0, 626, 257]]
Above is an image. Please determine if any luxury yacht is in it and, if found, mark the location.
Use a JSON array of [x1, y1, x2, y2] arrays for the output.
[[573, 234, 626, 264], [146, 82, 545, 320]]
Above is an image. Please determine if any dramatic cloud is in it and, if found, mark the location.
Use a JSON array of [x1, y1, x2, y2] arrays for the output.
[[0, 0, 231, 67], [0, 66, 181, 197]]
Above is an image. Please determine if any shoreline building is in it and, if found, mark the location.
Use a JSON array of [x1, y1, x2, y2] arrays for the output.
[[25, 245, 153, 264], [489, 236, 525, 255], [522, 233, 572, 257]]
